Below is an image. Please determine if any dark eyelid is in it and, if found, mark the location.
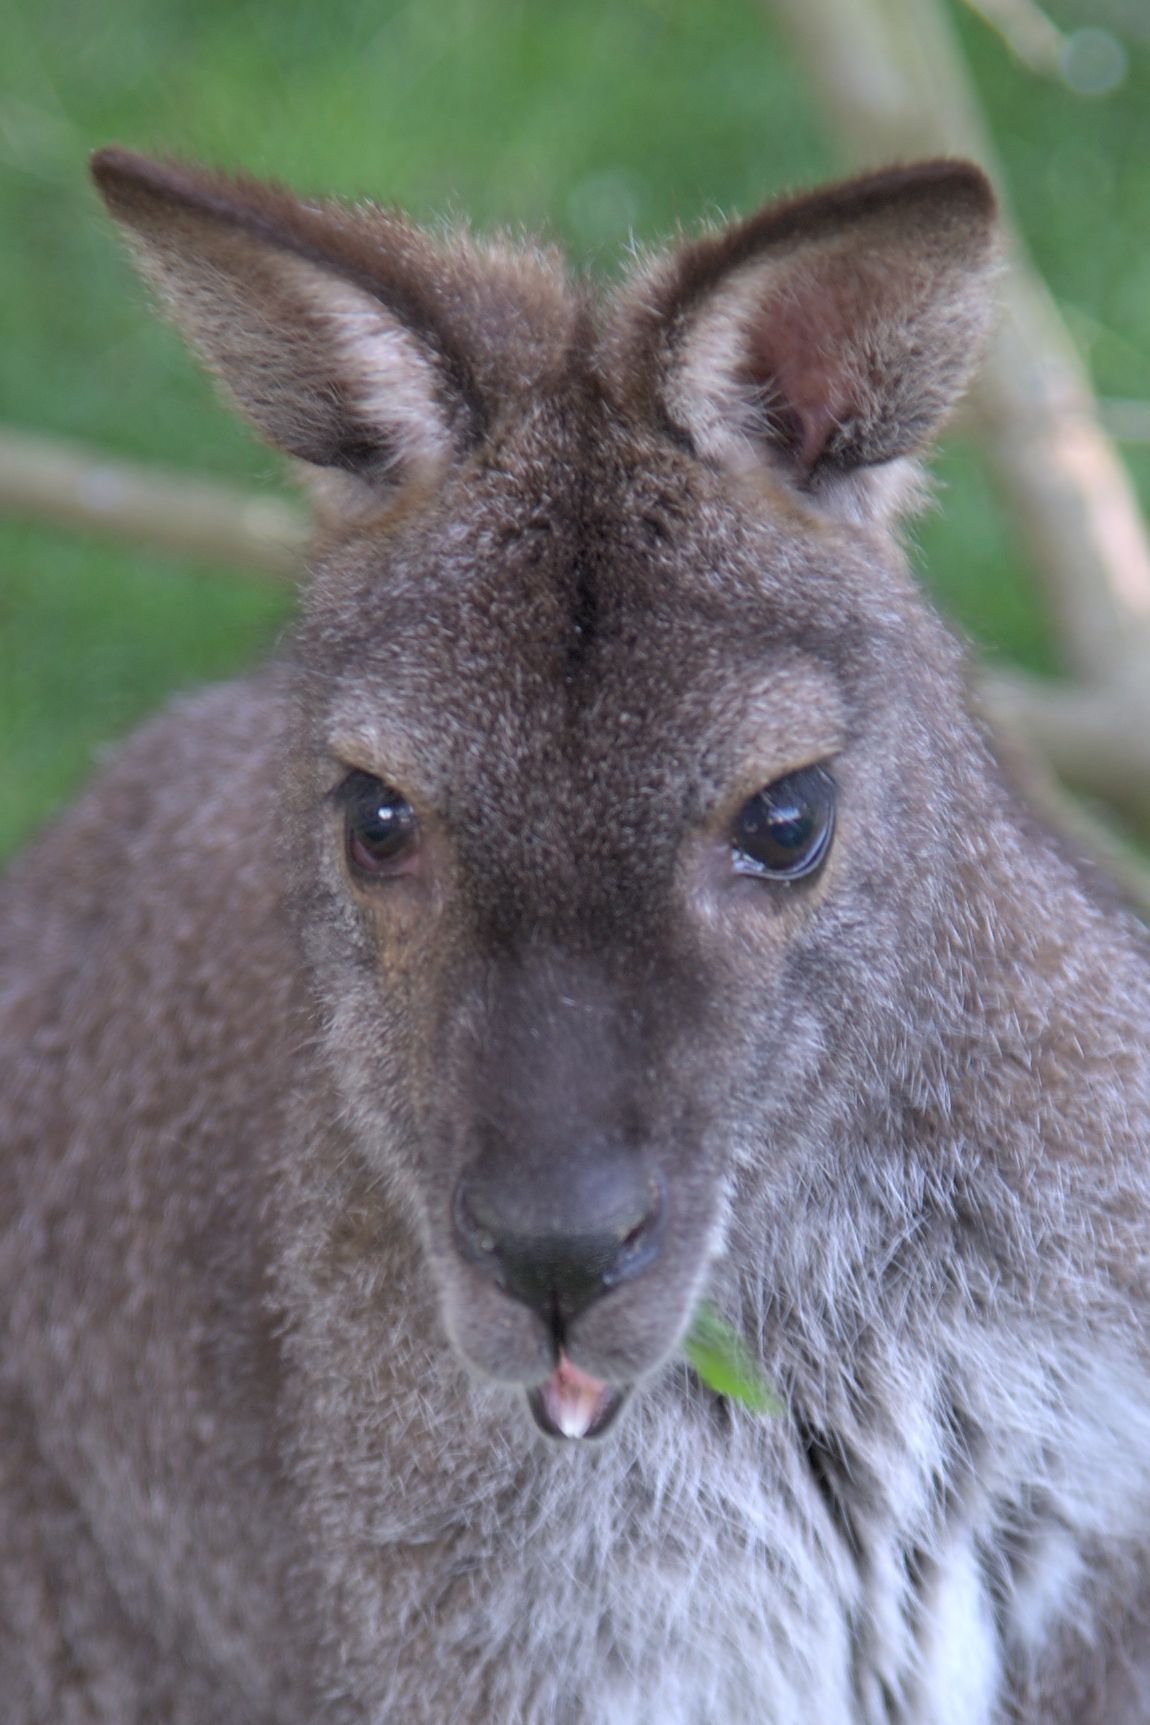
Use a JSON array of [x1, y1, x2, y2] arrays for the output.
[[331, 767, 392, 804]]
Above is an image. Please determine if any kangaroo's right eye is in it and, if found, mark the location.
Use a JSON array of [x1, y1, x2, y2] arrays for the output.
[[731, 762, 835, 881], [341, 772, 418, 878]]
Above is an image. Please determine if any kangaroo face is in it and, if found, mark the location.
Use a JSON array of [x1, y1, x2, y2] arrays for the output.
[[93, 148, 997, 1438], [287, 406, 962, 1437]]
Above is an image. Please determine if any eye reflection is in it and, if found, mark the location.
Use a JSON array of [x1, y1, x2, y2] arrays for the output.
[[341, 771, 418, 876]]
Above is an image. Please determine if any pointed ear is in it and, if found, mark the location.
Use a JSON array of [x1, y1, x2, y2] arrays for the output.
[[91, 148, 498, 504], [610, 161, 999, 523]]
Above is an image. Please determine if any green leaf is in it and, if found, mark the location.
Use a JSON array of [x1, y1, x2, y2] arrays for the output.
[[682, 1304, 783, 1417]]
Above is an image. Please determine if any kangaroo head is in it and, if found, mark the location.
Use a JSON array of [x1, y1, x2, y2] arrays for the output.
[[93, 150, 998, 1439]]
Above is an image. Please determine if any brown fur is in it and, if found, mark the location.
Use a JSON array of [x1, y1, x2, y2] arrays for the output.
[[3, 151, 1150, 1722]]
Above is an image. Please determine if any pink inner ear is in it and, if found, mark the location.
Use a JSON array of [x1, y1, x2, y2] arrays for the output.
[[779, 369, 844, 473], [744, 263, 875, 477]]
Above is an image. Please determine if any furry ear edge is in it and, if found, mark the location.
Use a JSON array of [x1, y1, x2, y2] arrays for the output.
[[608, 160, 1000, 524], [91, 147, 485, 502]]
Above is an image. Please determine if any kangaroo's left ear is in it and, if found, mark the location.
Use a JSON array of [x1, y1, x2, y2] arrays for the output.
[[91, 148, 574, 519], [608, 161, 999, 524]]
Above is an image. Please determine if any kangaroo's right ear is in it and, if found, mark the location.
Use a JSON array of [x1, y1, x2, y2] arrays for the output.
[[91, 149, 516, 501], [606, 160, 999, 526]]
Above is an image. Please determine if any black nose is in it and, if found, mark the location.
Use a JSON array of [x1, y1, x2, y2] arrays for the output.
[[452, 1163, 664, 1323]]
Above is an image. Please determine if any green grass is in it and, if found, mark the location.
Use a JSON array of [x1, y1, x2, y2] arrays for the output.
[[0, 522, 290, 853], [2, 0, 1148, 854]]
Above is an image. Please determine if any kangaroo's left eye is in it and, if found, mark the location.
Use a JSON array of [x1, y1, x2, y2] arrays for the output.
[[342, 771, 418, 878], [731, 763, 836, 881]]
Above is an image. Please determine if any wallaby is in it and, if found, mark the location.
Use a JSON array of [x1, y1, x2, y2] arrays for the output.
[[3, 146, 1150, 1725]]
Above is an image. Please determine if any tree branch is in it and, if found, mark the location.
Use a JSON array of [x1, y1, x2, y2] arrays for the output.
[[0, 428, 306, 579]]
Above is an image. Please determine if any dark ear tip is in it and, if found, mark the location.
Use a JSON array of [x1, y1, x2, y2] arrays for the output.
[[828, 158, 998, 269], [846, 157, 997, 228], [915, 157, 997, 219], [90, 146, 167, 214], [91, 147, 268, 243], [91, 147, 221, 216], [90, 145, 144, 186]]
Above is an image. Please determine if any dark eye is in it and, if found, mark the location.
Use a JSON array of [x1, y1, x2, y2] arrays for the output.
[[342, 771, 418, 877], [731, 763, 836, 881]]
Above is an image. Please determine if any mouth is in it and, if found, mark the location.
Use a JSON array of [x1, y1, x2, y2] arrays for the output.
[[526, 1351, 630, 1441]]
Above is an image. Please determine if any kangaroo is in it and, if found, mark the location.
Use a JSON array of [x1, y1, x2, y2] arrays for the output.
[[3, 147, 1150, 1725]]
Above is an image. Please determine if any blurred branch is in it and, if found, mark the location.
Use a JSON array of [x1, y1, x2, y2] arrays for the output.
[[975, 279, 1150, 681], [0, 427, 306, 579], [955, 0, 1064, 75], [769, 0, 1150, 682], [976, 693, 1150, 923], [984, 670, 1150, 834]]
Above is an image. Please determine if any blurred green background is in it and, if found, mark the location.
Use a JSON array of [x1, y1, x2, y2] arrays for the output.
[[3, 0, 1149, 856]]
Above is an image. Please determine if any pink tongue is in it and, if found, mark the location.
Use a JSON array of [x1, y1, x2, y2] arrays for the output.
[[540, 1352, 612, 1439]]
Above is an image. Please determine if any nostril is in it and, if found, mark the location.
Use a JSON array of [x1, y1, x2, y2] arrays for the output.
[[602, 1176, 664, 1289], [452, 1177, 503, 1269]]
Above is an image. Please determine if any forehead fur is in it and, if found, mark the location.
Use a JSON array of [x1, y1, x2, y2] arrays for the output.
[[304, 393, 914, 785]]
